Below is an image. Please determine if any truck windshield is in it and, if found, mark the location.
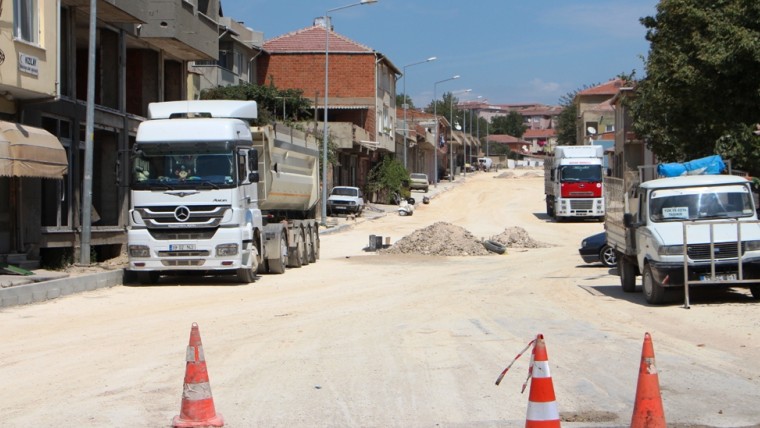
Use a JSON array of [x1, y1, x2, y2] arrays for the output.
[[649, 185, 755, 222], [559, 165, 602, 182], [131, 151, 236, 189]]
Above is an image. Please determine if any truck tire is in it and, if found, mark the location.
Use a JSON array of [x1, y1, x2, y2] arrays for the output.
[[299, 226, 310, 266], [236, 266, 256, 284], [312, 226, 320, 260], [268, 234, 288, 274], [642, 264, 666, 305], [137, 271, 159, 285], [306, 225, 317, 263], [546, 198, 555, 218], [619, 254, 636, 292]]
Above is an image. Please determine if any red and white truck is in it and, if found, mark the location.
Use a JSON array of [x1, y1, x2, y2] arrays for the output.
[[544, 145, 605, 221]]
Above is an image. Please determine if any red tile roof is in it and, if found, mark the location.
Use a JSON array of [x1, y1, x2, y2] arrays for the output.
[[578, 78, 625, 96], [523, 129, 556, 139], [264, 25, 373, 54], [486, 134, 523, 143]]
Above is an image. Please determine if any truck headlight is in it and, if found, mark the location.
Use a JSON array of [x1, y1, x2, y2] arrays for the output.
[[745, 240, 760, 251], [129, 245, 150, 258], [658, 245, 685, 256], [216, 243, 238, 256]]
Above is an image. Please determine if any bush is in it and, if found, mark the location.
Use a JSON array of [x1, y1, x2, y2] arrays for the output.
[[366, 155, 410, 204]]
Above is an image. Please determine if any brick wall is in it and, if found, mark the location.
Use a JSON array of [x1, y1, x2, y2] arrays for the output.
[[258, 53, 376, 98]]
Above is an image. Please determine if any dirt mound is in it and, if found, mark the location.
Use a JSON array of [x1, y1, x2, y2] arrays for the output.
[[490, 226, 551, 248], [381, 222, 492, 256]]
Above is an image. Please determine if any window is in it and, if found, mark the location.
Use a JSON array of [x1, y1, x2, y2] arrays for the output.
[[14, 0, 39, 44]]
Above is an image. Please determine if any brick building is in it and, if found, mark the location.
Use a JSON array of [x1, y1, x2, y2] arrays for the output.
[[259, 19, 400, 191]]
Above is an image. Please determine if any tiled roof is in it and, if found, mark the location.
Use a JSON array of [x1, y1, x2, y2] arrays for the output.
[[523, 129, 556, 139], [264, 25, 373, 54], [486, 134, 523, 143], [578, 78, 625, 96]]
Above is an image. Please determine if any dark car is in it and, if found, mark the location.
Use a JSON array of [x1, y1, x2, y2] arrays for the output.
[[579, 232, 616, 267]]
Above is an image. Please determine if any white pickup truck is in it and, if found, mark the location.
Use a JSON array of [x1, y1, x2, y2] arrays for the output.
[[605, 171, 760, 305]]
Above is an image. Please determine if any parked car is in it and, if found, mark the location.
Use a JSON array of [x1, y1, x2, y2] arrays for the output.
[[579, 232, 616, 267], [409, 173, 429, 192], [327, 186, 364, 216]]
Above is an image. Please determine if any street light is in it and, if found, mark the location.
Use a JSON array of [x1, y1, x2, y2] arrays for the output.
[[402, 56, 436, 170], [433, 75, 459, 186], [321, 0, 378, 226], [449, 89, 470, 181]]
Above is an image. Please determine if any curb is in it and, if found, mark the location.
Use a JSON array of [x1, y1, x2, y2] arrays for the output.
[[0, 270, 124, 308]]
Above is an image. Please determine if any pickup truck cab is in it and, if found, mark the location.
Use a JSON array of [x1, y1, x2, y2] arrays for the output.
[[409, 173, 429, 192], [327, 186, 364, 216]]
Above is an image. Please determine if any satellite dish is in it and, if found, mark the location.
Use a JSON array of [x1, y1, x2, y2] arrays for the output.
[[521, 145, 528, 151], [587, 127, 597, 135], [455, 122, 462, 131]]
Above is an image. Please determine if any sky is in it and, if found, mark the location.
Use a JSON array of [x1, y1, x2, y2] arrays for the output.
[[221, 0, 660, 108]]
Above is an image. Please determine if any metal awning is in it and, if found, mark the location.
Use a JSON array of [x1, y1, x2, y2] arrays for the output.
[[0, 121, 68, 179]]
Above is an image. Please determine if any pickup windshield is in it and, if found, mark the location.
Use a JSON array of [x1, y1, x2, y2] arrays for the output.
[[559, 165, 602, 182], [131, 151, 236, 189], [331, 187, 359, 197], [649, 184, 755, 222]]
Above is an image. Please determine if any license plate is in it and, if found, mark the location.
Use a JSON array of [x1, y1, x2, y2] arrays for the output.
[[169, 244, 196, 251], [699, 273, 737, 282], [334, 206, 347, 210]]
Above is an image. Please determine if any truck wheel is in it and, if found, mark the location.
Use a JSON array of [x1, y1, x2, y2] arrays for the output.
[[546, 199, 555, 218], [642, 264, 666, 304], [236, 266, 256, 284], [137, 271, 159, 284], [312, 227, 320, 260], [619, 255, 636, 292], [300, 227, 311, 266], [749, 285, 760, 300], [306, 226, 317, 263], [268, 235, 288, 274]]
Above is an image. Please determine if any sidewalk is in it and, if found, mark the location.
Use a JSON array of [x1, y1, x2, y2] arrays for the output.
[[0, 177, 464, 308]]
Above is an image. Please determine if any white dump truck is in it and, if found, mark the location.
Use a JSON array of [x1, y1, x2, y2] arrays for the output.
[[127, 100, 320, 284], [544, 145, 605, 221], [605, 158, 760, 305]]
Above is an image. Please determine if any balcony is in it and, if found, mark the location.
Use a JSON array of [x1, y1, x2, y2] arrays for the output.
[[136, 0, 219, 60]]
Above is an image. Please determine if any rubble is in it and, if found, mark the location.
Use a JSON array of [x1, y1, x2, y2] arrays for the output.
[[380, 222, 491, 256], [490, 226, 552, 248]]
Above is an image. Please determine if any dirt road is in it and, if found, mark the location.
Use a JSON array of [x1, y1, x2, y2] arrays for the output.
[[1, 170, 759, 427]]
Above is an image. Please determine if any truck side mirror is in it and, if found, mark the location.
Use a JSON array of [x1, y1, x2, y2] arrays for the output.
[[249, 149, 259, 171], [249, 172, 259, 183], [623, 213, 634, 228]]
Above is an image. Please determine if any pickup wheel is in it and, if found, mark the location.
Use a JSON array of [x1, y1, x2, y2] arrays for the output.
[[619, 254, 636, 292], [643, 264, 666, 305]]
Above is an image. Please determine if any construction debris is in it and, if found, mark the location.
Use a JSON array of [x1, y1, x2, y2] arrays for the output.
[[380, 222, 491, 256]]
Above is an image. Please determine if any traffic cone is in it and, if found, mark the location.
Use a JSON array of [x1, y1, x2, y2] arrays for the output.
[[172, 323, 224, 427], [630, 332, 666, 428], [525, 334, 561, 428]]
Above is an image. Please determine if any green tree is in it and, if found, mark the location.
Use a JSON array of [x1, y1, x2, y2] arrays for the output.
[[489, 111, 527, 138], [556, 90, 579, 145], [631, 0, 760, 174], [396, 94, 414, 110], [366, 155, 411, 203], [201, 82, 312, 125]]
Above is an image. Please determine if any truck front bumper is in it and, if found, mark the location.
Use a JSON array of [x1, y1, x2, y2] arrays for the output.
[[127, 228, 247, 272], [648, 258, 760, 287]]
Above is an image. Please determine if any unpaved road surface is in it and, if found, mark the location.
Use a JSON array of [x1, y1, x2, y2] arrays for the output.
[[1, 170, 759, 427]]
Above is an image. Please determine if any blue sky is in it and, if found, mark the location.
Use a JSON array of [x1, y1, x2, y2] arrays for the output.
[[221, 0, 659, 107]]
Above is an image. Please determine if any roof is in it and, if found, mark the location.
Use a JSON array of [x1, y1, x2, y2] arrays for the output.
[[264, 25, 374, 54], [486, 134, 523, 143], [578, 78, 626, 96], [523, 129, 557, 139]]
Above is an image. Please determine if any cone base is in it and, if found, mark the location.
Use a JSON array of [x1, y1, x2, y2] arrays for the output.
[[172, 413, 224, 428]]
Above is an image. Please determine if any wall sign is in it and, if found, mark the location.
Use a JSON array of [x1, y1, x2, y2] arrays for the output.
[[19, 53, 39, 76]]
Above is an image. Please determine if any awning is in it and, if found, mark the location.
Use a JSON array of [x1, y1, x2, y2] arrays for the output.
[[0, 121, 68, 179]]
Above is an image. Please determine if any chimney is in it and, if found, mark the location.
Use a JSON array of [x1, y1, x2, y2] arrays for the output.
[[313, 16, 333, 30]]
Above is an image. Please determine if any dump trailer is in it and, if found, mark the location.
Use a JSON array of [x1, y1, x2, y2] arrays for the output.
[[127, 100, 320, 284], [544, 145, 605, 221]]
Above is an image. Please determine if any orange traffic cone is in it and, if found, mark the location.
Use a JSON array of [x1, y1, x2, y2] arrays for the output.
[[525, 334, 560, 428], [630, 332, 666, 428], [172, 323, 224, 428]]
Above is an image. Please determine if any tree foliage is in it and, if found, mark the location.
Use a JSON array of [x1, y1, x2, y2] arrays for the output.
[[201, 82, 312, 125], [489, 111, 527, 138], [631, 0, 760, 174], [366, 155, 411, 203], [556, 90, 579, 145]]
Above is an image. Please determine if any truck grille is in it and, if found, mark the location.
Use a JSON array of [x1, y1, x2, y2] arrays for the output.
[[161, 259, 206, 267], [687, 242, 744, 261], [149, 229, 216, 240], [570, 200, 594, 210], [137, 205, 229, 228], [157, 250, 211, 257]]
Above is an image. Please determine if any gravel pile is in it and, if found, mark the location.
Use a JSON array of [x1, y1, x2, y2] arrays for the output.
[[381, 222, 491, 256], [490, 226, 551, 248]]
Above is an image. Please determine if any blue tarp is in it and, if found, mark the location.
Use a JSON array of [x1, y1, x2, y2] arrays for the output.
[[657, 155, 726, 177]]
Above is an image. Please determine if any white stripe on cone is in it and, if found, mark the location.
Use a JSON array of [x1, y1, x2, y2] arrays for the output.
[[526, 401, 559, 421]]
